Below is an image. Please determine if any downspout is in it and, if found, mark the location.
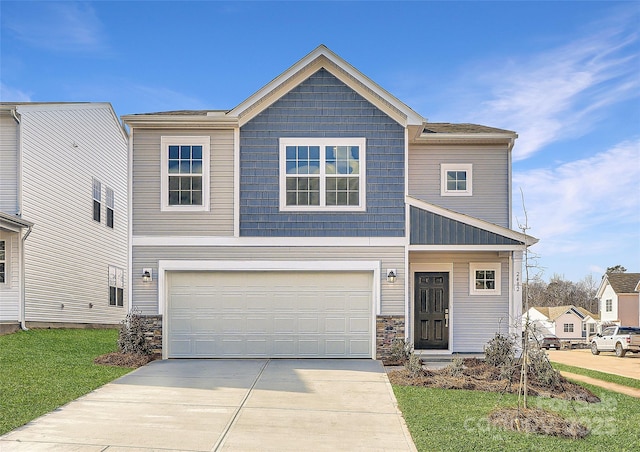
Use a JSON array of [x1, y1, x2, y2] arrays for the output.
[[20, 225, 32, 330], [12, 108, 30, 330]]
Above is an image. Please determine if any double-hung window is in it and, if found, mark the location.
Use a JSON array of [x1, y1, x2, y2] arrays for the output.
[[469, 262, 501, 295], [564, 323, 574, 333], [441, 163, 472, 196], [0, 240, 5, 284], [161, 136, 210, 212], [605, 299, 612, 312], [108, 265, 124, 307], [279, 138, 366, 211], [92, 178, 102, 222], [106, 187, 114, 228]]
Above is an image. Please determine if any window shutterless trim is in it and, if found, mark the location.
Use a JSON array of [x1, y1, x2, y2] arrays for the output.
[[0, 240, 6, 284], [469, 262, 501, 296], [279, 137, 366, 212], [92, 178, 102, 222], [106, 187, 114, 228], [441, 163, 472, 196], [160, 136, 210, 212]]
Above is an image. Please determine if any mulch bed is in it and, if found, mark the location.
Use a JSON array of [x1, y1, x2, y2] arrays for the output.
[[94, 352, 156, 368], [387, 358, 600, 402]]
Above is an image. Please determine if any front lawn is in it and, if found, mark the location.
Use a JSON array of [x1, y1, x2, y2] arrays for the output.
[[393, 384, 640, 451], [0, 328, 134, 435], [551, 362, 640, 389]]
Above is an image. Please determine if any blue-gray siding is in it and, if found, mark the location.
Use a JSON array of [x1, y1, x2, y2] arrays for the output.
[[410, 206, 523, 246], [240, 69, 405, 237]]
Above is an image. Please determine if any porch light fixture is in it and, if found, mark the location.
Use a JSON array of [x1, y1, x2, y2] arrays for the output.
[[386, 269, 397, 284], [142, 268, 152, 283]]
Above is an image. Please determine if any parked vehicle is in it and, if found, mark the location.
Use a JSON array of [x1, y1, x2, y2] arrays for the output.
[[530, 334, 561, 350], [591, 326, 640, 357]]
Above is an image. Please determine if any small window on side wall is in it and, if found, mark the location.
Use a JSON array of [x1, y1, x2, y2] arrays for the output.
[[92, 178, 102, 222], [108, 265, 124, 307], [106, 187, 114, 228], [441, 164, 472, 196], [469, 262, 501, 295], [0, 240, 6, 284]]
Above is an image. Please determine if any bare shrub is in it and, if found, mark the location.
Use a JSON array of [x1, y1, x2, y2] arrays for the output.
[[484, 333, 517, 379], [444, 355, 465, 377], [406, 353, 424, 378], [118, 310, 150, 356], [388, 338, 413, 364], [527, 348, 561, 387]]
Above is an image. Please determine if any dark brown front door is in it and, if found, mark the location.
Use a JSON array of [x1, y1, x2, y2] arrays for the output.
[[414, 272, 449, 349]]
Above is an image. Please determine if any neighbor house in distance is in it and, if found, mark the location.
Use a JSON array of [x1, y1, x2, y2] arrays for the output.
[[122, 45, 537, 359], [597, 272, 640, 327], [0, 103, 129, 333]]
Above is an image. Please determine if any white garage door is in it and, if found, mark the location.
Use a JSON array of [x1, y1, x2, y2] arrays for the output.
[[167, 271, 373, 358]]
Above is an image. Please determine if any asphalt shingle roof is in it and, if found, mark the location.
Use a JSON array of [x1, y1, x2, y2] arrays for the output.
[[607, 273, 640, 294], [422, 123, 515, 134]]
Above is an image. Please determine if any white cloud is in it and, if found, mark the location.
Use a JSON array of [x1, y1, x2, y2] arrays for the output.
[[513, 139, 640, 255], [0, 83, 32, 102], [4, 2, 109, 54]]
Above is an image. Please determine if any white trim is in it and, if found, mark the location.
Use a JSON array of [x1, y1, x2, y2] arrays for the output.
[[279, 137, 366, 212], [133, 235, 407, 247], [229, 45, 424, 127], [158, 259, 381, 360], [409, 244, 525, 251], [409, 263, 454, 353], [127, 127, 133, 313], [440, 163, 472, 196], [469, 262, 502, 296], [233, 127, 240, 237], [0, 238, 7, 286], [160, 136, 210, 212]]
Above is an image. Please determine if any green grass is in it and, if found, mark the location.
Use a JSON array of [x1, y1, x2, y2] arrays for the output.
[[551, 362, 640, 389], [0, 328, 134, 435], [394, 384, 640, 451]]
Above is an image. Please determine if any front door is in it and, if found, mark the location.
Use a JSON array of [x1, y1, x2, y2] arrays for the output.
[[414, 272, 449, 349]]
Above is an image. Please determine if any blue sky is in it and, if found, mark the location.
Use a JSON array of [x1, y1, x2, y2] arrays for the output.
[[1, 1, 638, 282]]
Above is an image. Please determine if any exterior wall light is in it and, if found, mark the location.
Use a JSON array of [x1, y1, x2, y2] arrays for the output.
[[387, 269, 397, 283], [142, 268, 152, 283]]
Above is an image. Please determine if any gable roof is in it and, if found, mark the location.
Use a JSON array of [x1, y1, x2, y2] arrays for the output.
[[606, 273, 640, 294], [407, 196, 537, 248], [530, 305, 598, 322], [229, 45, 425, 127]]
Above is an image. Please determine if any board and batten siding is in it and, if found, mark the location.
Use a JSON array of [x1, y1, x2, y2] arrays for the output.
[[410, 251, 511, 353], [0, 113, 18, 214], [132, 245, 405, 316], [0, 231, 20, 321], [132, 128, 234, 236], [19, 105, 128, 324], [408, 144, 510, 227]]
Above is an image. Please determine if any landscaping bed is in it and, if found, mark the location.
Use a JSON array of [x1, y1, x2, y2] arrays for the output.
[[388, 357, 599, 402]]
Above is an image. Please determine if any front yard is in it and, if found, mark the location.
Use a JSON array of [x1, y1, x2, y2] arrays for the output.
[[0, 329, 134, 435], [393, 375, 640, 451]]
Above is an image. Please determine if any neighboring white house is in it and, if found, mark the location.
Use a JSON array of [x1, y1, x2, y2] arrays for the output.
[[524, 306, 599, 342], [0, 103, 129, 333], [596, 272, 640, 327]]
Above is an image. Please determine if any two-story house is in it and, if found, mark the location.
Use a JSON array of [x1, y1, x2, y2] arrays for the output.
[[0, 103, 129, 333], [597, 272, 640, 327], [123, 46, 536, 359]]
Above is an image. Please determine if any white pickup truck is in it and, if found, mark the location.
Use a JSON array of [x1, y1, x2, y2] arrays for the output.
[[591, 326, 640, 357]]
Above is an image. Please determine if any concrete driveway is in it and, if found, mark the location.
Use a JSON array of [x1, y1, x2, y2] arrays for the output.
[[0, 359, 416, 451]]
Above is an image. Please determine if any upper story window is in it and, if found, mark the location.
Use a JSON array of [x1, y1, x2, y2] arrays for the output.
[[161, 136, 210, 212], [0, 240, 5, 284], [279, 138, 366, 211], [563, 323, 574, 333], [469, 262, 501, 296], [92, 178, 102, 222], [605, 299, 612, 312], [106, 187, 115, 228], [441, 163, 472, 196]]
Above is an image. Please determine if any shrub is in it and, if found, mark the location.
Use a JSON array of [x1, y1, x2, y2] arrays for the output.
[[388, 338, 413, 364], [444, 355, 465, 377], [527, 348, 561, 387], [484, 333, 517, 379], [118, 311, 150, 355]]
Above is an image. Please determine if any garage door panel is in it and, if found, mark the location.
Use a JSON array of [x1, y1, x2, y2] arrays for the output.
[[167, 271, 373, 358]]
